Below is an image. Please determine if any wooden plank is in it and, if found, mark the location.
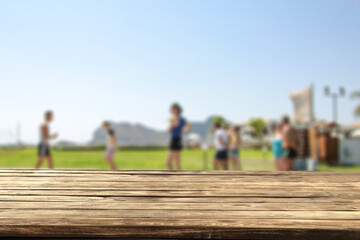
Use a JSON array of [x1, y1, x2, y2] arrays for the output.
[[0, 176, 358, 185], [0, 219, 360, 240], [1, 218, 360, 231], [0, 224, 359, 240], [2, 208, 360, 220], [0, 180, 358, 188], [0, 170, 359, 239], [1, 169, 359, 177], [0, 189, 341, 198], [0, 185, 358, 192], [1, 201, 359, 211], [0, 169, 359, 175]]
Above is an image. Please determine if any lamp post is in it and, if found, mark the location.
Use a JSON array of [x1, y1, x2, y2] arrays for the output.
[[324, 86, 346, 124]]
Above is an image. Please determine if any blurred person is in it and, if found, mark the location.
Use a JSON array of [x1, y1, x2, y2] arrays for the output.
[[281, 116, 299, 171], [228, 126, 242, 170], [223, 124, 230, 133], [271, 124, 284, 171], [167, 103, 191, 170], [103, 121, 118, 170], [213, 123, 229, 170], [35, 111, 58, 169], [293, 128, 311, 171]]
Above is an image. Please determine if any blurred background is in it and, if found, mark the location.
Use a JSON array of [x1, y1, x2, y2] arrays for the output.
[[0, 0, 359, 170]]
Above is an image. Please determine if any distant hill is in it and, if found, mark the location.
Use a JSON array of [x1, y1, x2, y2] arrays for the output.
[[187, 116, 214, 143], [90, 122, 168, 147], [90, 117, 215, 147]]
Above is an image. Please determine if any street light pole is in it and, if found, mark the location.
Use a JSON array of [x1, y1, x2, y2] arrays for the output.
[[324, 86, 345, 124], [332, 94, 338, 124]]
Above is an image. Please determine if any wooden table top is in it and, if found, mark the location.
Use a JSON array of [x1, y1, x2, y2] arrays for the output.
[[0, 169, 359, 239]]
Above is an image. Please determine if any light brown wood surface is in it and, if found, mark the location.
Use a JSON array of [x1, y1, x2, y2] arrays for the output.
[[0, 169, 359, 239]]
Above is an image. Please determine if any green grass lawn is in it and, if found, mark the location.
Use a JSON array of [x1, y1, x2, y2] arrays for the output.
[[316, 164, 360, 172], [0, 148, 274, 170], [1, 148, 359, 171]]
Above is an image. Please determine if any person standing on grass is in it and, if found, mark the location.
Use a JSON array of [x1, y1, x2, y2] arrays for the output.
[[271, 124, 284, 171], [281, 116, 299, 171], [213, 123, 229, 170], [228, 126, 242, 170], [167, 103, 191, 170], [35, 111, 58, 169], [103, 121, 118, 170]]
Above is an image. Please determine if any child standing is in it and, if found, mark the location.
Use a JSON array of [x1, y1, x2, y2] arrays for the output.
[[103, 121, 118, 170], [228, 126, 242, 170], [213, 123, 229, 170], [35, 111, 58, 169]]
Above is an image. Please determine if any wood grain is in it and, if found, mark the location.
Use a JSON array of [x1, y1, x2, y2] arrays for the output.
[[0, 169, 359, 239]]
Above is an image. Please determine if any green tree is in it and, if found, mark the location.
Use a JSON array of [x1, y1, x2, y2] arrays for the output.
[[351, 91, 360, 117], [249, 118, 266, 138], [211, 115, 227, 127]]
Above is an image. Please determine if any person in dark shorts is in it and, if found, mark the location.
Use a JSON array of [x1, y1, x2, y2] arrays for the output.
[[213, 123, 229, 170], [103, 121, 118, 170], [167, 103, 191, 170], [284, 148, 298, 159], [35, 111, 58, 169], [281, 115, 299, 171], [228, 126, 242, 170]]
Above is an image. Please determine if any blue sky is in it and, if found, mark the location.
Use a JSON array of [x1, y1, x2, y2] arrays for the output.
[[0, 0, 359, 143]]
